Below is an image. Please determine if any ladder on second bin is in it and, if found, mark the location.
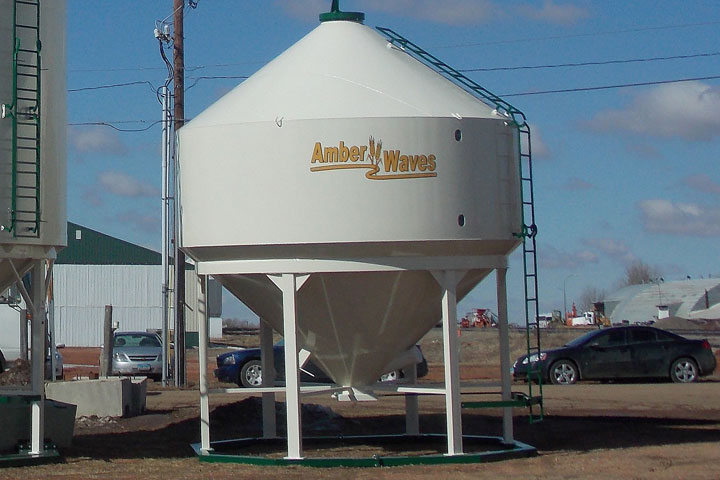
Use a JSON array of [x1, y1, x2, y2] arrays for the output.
[[377, 26, 543, 422], [3, 0, 42, 237]]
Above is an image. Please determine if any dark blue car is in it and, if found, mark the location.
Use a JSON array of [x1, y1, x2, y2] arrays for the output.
[[215, 342, 428, 388], [512, 326, 716, 385]]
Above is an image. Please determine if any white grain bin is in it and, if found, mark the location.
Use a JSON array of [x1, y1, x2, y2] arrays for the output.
[[0, 0, 67, 291], [178, 14, 522, 386]]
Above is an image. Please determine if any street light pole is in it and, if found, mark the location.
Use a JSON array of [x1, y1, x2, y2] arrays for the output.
[[563, 273, 578, 323]]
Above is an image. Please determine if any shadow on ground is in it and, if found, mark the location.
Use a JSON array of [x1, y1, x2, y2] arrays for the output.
[[62, 397, 720, 461]]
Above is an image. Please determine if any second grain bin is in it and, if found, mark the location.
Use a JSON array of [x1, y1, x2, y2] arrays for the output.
[[0, 0, 67, 292]]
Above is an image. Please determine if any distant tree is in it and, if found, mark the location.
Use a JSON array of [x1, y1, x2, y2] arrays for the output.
[[623, 260, 661, 286], [578, 286, 606, 313]]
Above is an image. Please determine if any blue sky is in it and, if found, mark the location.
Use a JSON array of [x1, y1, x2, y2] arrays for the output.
[[66, 1, 720, 323]]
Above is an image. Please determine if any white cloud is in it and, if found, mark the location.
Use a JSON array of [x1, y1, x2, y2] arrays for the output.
[[683, 174, 720, 195], [626, 142, 662, 159], [528, 123, 551, 158], [583, 237, 636, 263], [640, 199, 720, 236], [539, 244, 598, 269], [275, 0, 588, 25], [98, 171, 159, 198], [365, 0, 497, 25], [81, 188, 103, 207], [562, 176, 593, 191], [515, 0, 589, 25], [275, 0, 328, 21], [588, 81, 720, 141], [116, 211, 160, 234], [68, 126, 128, 156]]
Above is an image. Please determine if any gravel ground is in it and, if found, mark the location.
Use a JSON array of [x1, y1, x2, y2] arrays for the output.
[[2, 328, 719, 479]]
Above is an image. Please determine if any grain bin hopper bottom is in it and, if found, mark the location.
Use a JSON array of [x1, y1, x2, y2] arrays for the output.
[[193, 257, 535, 465]]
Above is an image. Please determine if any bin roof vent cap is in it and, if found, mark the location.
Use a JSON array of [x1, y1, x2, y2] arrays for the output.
[[319, 0, 365, 23]]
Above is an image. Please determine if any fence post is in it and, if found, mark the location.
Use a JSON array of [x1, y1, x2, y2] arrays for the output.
[[100, 305, 113, 377]]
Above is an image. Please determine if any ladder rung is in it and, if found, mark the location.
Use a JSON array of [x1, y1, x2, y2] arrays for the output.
[[17, 146, 39, 150], [16, 63, 38, 69], [15, 24, 39, 30], [17, 72, 38, 78], [17, 121, 38, 126], [17, 87, 38, 92]]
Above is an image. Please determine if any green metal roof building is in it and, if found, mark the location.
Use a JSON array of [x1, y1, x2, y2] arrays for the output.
[[58, 222, 161, 266]]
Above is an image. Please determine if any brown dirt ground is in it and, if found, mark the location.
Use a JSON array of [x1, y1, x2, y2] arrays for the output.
[[3, 328, 720, 479]]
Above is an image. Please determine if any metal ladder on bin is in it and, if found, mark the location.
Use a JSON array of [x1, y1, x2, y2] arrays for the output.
[[1, 0, 42, 237], [377, 27, 543, 422]]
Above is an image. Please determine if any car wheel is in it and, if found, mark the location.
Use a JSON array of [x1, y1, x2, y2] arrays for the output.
[[549, 360, 578, 385], [379, 370, 399, 382], [670, 357, 698, 383], [239, 360, 263, 388]]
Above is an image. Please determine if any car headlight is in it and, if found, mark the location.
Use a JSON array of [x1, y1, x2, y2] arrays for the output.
[[521, 353, 547, 365], [113, 352, 130, 362], [222, 355, 236, 365]]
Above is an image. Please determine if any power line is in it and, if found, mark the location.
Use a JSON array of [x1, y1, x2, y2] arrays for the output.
[[68, 120, 162, 132], [68, 80, 157, 93], [68, 74, 720, 130], [68, 50, 717, 93], [68, 76, 246, 94], [433, 20, 720, 49], [68, 60, 264, 74], [186, 75, 248, 90], [501, 74, 720, 97], [67, 19, 720, 75], [461, 52, 720, 73]]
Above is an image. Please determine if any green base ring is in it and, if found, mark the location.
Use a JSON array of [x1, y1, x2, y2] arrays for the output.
[[192, 433, 536, 467], [0, 444, 61, 468]]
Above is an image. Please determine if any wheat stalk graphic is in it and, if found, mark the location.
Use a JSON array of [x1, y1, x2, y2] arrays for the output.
[[368, 136, 383, 167]]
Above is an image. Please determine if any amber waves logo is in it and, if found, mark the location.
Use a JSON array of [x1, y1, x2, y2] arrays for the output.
[[310, 137, 437, 180]]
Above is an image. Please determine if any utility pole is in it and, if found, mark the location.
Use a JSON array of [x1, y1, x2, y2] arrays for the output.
[[173, 0, 187, 387]]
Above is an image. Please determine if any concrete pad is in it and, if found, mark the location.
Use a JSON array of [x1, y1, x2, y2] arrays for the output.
[[46, 377, 147, 418]]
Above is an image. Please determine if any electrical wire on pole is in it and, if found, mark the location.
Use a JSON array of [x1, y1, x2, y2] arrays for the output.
[[155, 14, 174, 387], [173, 0, 187, 388]]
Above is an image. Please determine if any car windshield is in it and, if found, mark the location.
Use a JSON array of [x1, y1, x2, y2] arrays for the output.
[[114, 334, 161, 348], [564, 329, 604, 348]]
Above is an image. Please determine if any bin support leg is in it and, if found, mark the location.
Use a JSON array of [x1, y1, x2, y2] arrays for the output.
[[30, 260, 45, 455], [260, 319, 277, 438], [497, 268, 514, 444], [198, 275, 211, 453], [270, 274, 303, 460], [433, 270, 464, 456], [405, 362, 419, 435]]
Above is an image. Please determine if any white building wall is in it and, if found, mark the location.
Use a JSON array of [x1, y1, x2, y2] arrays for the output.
[[53, 265, 163, 347], [51, 265, 205, 347]]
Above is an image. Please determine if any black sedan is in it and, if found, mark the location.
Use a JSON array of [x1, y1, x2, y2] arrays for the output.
[[513, 326, 716, 385], [215, 342, 429, 388]]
